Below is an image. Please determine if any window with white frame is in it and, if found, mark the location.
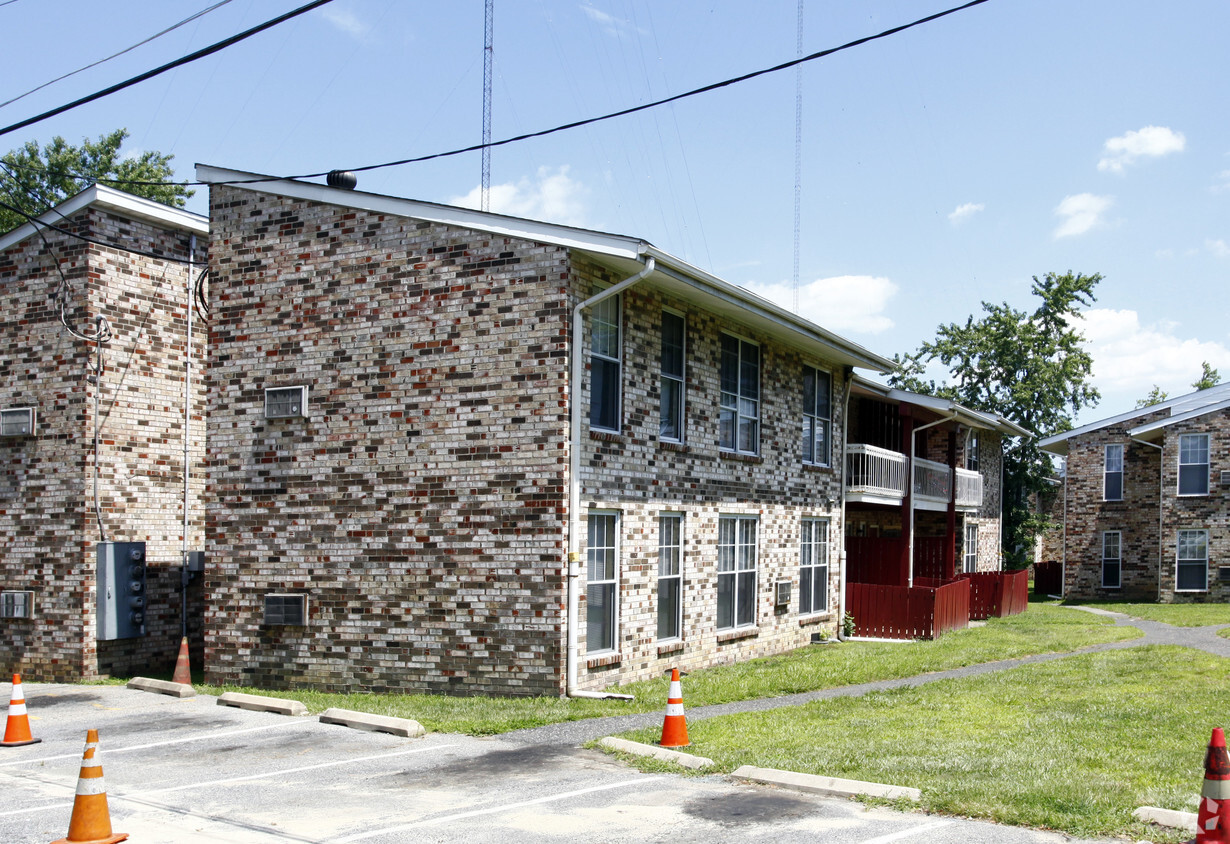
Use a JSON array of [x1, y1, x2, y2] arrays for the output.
[[1178, 434, 1210, 496], [657, 513, 683, 640], [586, 511, 619, 651], [1102, 531, 1122, 589], [1, 591, 34, 619], [0, 407, 35, 437], [719, 334, 759, 455], [660, 312, 685, 443], [1177, 529, 1209, 591], [717, 515, 757, 629], [589, 295, 621, 432], [799, 518, 829, 615], [964, 523, 979, 573], [965, 430, 980, 472], [802, 367, 832, 466], [264, 386, 307, 419], [1104, 444, 1124, 501]]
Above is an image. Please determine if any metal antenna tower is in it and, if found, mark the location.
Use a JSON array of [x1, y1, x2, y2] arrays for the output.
[[482, 0, 494, 212], [793, 0, 804, 313]]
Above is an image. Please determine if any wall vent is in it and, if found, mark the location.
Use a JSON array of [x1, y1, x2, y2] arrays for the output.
[[264, 386, 308, 419], [0, 407, 35, 437], [264, 593, 308, 625], [1, 591, 34, 619], [1220, 470, 1230, 486]]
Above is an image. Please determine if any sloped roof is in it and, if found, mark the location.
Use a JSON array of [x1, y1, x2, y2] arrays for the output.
[[852, 375, 1032, 438], [0, 183, 208, 253], [1038, 382, 1230, 455], [195, 164, 896, 373]]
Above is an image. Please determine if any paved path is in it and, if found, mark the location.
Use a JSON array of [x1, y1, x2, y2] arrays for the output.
[[506, 608, 1230, 747]]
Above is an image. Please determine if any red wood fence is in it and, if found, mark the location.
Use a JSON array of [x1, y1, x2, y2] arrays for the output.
[[1033, 561, 1063, 596], [846, 578, 970, 640], [847, 536, 950, 585], [961, 570, 1030, 620]]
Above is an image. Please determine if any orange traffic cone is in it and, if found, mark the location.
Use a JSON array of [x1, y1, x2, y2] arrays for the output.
[[1197, 727, 1230, 843], [171, 636, 192, 686], [1, 673, 42, 747], [51, 729, 127, 844], [659, 668, 689, 748]]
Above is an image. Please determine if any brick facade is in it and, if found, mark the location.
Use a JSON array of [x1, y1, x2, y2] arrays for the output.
[[1040, 392, 1230, 603], [0, 190, 208, 680]]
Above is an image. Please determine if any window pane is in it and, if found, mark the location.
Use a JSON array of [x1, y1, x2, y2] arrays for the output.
[[719, 408, 735, 451], [814, 563, 828, 611], [660, 378, 682, 441], [800, 567, 813, 614], [1179, 464, 1208, 495], [720, 336, 739, 395], [591, 296, 619, 358], [814, 419, 830, 466], [587, 583, 615, 650], [736, 571, 756, 626], [801, 416, 814, 463], [661, 313, 684, 377], [717, 573, 733, 629], [1178, 562, 1207, 591], [1103, 561, 1121, 588], [741, 346, 759, 401], [1105, 472, 1123, 500], [657, 576, 680, 640], [738, 417, 758, 454], [590, 358, 620, 430], [815, 370, 831, 418], [803, 370, 815, 414]]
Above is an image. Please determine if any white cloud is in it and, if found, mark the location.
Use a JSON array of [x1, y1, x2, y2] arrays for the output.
[[1097, 126, 1186, 173], [741, 275, 898, 334], [1053, 193, 1113, 238], [319, 6, 369, 38], [1075, 308, 1230, 405], [1208, 238, 1230, 258], [450, 166, 589, 226], [581, 4, 640, 37], [948, 203, 985, 224], [1213, 170, 1230, 193]]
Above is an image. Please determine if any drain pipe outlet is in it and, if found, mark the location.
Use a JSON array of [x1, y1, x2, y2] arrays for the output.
[[566, 255, 655, 700]]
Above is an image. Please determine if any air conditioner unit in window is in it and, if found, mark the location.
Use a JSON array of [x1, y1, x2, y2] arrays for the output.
[[0, 407, 35, 437], [264, 386, 308, 419], [774, 579, 791, 608], [264, 593, 308, 625], [1, 590, 35, 619]]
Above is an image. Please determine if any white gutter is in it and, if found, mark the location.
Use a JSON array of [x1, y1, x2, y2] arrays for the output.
[[907, 413, 959, 588], [565, 255, 655, 699], [1130, 436, 1165, 602]]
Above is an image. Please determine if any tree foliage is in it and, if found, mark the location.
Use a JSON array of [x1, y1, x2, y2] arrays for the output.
[[891, 271, 1103, 566], [1192, 361, 1220, 392], [1136, 385, 1169, 408], [0, 128, 191, 234]]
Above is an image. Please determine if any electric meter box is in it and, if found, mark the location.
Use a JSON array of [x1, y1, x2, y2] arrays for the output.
[[97, 541, 147, 640]]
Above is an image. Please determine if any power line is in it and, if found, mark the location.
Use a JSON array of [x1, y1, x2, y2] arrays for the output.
[[6, 0, 992, 192], [0, 0, 336, 140], [0, 0, 236, 112]]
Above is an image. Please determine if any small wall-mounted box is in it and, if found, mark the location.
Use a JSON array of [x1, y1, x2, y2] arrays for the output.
[[264, 386, 308, 419], [0, 407, 35, 437]]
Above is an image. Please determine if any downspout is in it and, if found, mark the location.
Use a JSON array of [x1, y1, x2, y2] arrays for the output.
[[837, 368, 853, 640], [181, 237, 196, 638], [566, 255, 655, 699], [908, 413, 960, 588], [1130, 436, 1164, 602]]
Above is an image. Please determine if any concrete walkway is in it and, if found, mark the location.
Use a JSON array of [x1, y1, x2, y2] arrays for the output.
[[506, 608, 1230, 747]]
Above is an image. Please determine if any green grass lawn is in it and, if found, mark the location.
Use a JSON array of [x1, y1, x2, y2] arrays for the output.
[[168, 601, 1137, 735], [1071, 600, 1230, 628], [615, 645, 1218, 842]]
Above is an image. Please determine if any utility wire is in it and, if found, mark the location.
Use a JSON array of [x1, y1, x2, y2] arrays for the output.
[[0, 198, 201, 265], [0, 0, 336, 139], [4, 0, 991, 190], [0, 0, 236, 111]]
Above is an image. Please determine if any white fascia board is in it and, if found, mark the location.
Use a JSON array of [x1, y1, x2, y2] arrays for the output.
[[1128, 399, 1230, 440], [644, 247, 896, 373], [195, 164, 644, 260], [1041, 383, 1230, 453], [0, 183, 207, 253], [854, 375, 1031, 438]]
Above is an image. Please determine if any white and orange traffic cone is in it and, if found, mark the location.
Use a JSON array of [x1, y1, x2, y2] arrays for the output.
[[1197, 727, 1230, 843], [659, 668, 689, 748], [1, 673, 42, 747], [51, 729, 127, 844], [171, 636, 192, 686]]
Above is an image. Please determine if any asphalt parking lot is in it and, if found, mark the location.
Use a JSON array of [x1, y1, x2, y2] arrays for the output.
[[0, 682, 1115, 843]]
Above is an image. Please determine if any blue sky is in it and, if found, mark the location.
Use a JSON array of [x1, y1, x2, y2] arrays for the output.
[[2, 0, 1227, 424]]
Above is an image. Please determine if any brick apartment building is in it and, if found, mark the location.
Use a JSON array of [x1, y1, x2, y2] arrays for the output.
[[0, 185, 208, 680], [1038, 384, 1230, 602]]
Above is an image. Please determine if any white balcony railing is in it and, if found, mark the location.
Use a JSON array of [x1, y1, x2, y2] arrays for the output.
[[955, 467, 983, 508], [845, 444, 908, 500], [913, 457, 952, 505]]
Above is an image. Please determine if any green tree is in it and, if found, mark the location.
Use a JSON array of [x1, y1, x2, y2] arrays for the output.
[[1192, 361, 1220, 392], [1136, 385, 1169, 408], [891, 271, 1102, 567], [0, 128, 191, 234]]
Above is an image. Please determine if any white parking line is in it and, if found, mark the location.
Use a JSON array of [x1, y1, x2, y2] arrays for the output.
[[0, 718, 317, 768], [858, 819, 956, 843], [335, 776, 661, 842]]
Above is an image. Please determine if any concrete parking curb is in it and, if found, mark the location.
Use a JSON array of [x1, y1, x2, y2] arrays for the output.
[[1132, 806, 1197, 833], [730, 765, 921, 801], [598, 737, 715, 770], [319, 707, 425, 737], [216, 691, 307, 716], [127, 677, 196, 698]]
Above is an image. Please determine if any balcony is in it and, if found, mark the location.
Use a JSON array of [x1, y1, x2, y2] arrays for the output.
[[844, 445, 984, 510]]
